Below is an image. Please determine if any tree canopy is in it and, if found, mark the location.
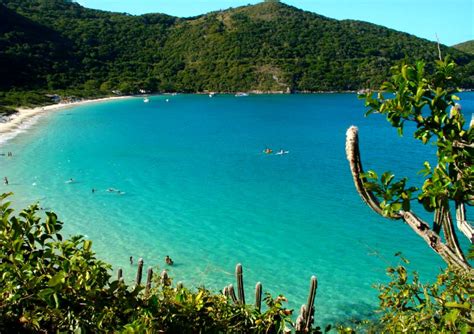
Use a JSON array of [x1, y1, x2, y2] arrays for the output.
[[1, 0, 473, 96]]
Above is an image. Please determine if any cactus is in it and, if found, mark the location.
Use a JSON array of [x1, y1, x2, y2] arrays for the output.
[[304, 276, 317, 331], [235, 263, 245, 304], [254, 282, 262, 311], [135, 258, 144, 286], [228, 284, 238, 304], [145, 267, 153, 294], [161, 270, 170, 286], [295, 304, 307, 332], [223, 264, 317, 332]]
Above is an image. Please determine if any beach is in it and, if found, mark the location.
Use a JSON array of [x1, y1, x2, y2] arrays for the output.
[[0, 96, 132, 146]]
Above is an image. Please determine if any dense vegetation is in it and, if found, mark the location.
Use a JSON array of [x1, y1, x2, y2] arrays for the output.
[[1, 0, 473, 107], [2, 191, 472, 333], [453, 40, 474, 55]]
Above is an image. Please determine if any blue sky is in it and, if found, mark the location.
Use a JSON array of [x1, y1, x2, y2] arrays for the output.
[[77, 0, 473, 46]]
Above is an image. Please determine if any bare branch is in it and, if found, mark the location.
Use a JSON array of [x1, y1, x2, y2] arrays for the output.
[[456, 202, 474, 243], [401, 211, 472, 272], [346, 126, 472, 272], [440, 205, 467, 262], [452, 141, 474, 149], [435, 33, 442, 61]]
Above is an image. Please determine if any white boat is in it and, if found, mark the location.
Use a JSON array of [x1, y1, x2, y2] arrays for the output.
[[275, 150, 289, 155], [235, 92, 249, 97], [143, 98, 149, 103]]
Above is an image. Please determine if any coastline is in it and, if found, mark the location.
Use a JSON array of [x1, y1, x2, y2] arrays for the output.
[[0, 96, 132, 146]]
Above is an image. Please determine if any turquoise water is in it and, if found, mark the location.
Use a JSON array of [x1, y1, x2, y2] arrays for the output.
[[1, 93, 472, 325]]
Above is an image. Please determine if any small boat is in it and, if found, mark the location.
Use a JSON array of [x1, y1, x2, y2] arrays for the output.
[[209, 92, 215, 98], [275, 150, 289, 155], [235, 92, 249, 97], [143, 98, 149, 103]]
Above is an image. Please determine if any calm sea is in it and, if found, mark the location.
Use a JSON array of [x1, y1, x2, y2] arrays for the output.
[[1, 93, 472, 325]]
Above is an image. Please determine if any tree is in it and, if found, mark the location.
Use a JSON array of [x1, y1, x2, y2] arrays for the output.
[[345, 59, 473, 272]]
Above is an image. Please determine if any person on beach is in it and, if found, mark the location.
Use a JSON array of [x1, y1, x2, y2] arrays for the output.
[[3, 177, 8, 185], [130, 256, 133, 265], [165, 255, 174, 265]]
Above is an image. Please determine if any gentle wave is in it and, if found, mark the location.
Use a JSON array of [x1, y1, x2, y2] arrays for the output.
[[0, 114, 43, 146]]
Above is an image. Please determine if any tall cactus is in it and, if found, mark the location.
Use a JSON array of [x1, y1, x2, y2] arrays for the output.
[[135, 258, 144, 286], [254, 282, 262, 311], [235, 263, 245, 304], [295, 276, 318, 332], [145, 267, 153, 294], [304, 276, 317, 330]]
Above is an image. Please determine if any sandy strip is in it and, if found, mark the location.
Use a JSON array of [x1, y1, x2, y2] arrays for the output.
[[0, 96, 133, 145]]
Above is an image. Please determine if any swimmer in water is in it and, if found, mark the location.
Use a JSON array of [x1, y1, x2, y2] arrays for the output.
[[165, 255, 174, 265], [4, 177, 8, 185]]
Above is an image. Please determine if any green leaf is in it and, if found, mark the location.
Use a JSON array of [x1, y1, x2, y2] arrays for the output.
[[445, 301, 470, 310], [48, 272, 66, 287]]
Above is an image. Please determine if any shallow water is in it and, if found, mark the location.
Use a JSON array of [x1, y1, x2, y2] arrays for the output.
[[1, 93, 472, 325]]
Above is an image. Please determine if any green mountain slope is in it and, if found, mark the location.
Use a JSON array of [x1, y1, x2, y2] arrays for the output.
[[1, 0, 473, 93], [453, 40, 474, 55]]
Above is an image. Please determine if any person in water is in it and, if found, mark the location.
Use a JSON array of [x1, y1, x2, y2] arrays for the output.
[[3, 177, 8, 185], [264, 148, 273, 154], [130, 256, 133, 265], [165, 255, 174, 265]]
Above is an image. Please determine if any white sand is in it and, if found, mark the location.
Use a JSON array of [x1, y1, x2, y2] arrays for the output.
[[0, 96, 133, 145]]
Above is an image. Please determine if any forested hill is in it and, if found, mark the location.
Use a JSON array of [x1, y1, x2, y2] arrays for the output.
[[453, 40, 474, 55], [1, 0, 473, 95]]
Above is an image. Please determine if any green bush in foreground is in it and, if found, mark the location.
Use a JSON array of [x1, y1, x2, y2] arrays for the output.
[[376, 256, 474, 333], [3, 193, 472, 334], [0, 192, 305, 333]]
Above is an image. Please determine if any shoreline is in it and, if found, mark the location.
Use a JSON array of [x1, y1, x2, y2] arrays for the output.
[[0, 96, 133, 146]]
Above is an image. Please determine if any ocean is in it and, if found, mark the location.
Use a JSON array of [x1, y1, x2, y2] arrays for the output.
[[1, 93, 472, 325]]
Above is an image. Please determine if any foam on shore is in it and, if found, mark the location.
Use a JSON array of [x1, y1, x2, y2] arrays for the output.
[[0, 96, 132, 146]]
